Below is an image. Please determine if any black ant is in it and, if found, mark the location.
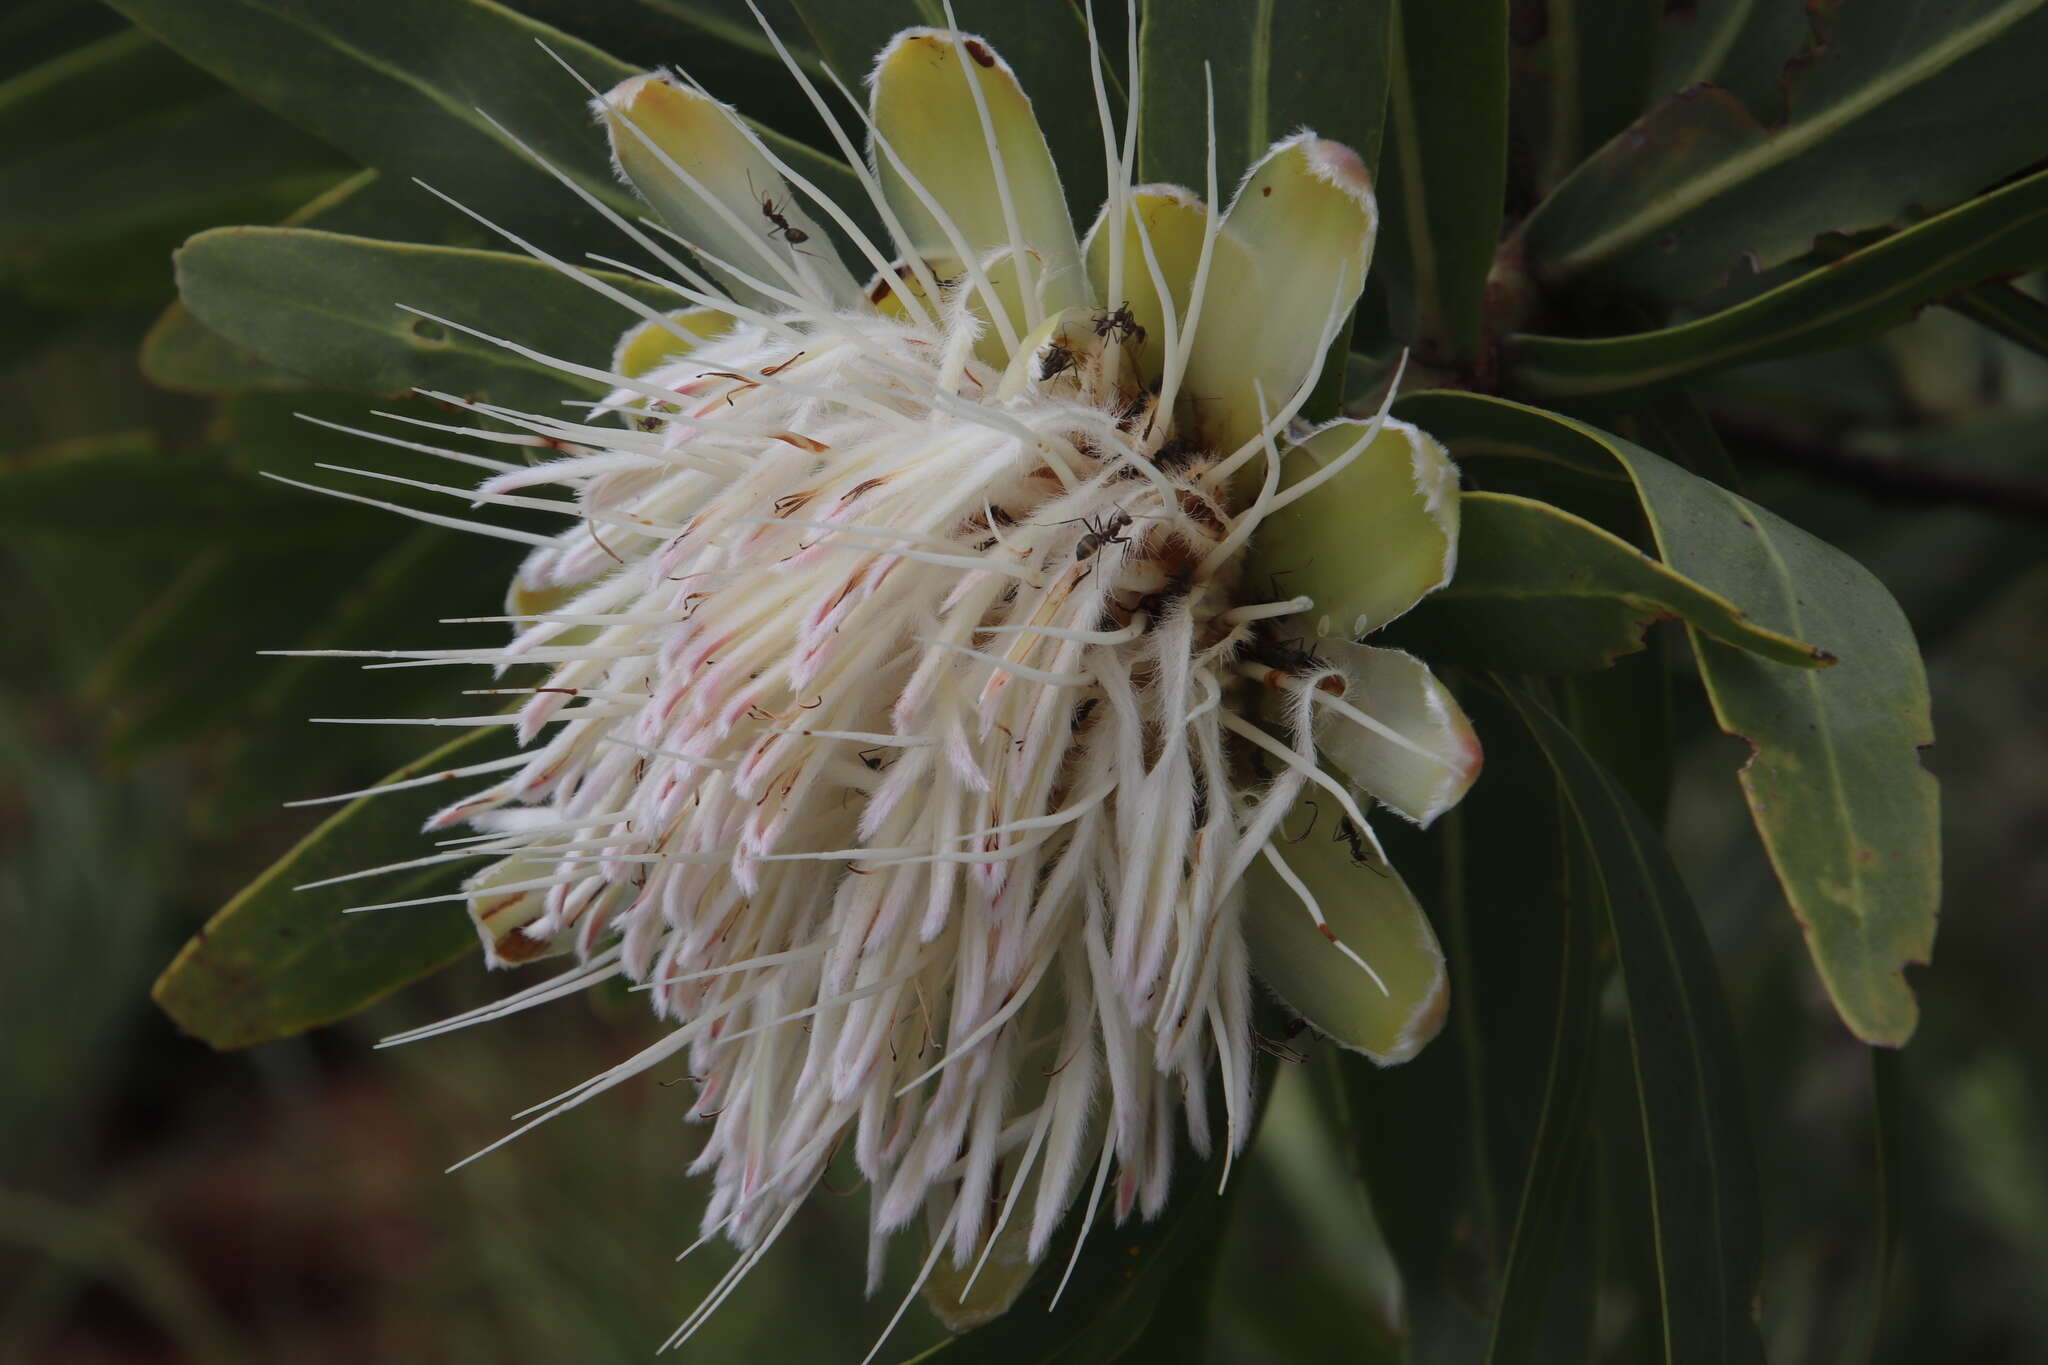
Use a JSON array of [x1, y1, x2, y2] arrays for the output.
[[747, 171, 809, 246], [1074, 510, 1133, 560], [1264, 636, 1328, 673], [1037, 336, 1078, 383], [1334, 816, 1389, 875], [1093, 300, 1145, 345]]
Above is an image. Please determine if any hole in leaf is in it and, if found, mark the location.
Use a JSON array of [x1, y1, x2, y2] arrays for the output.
[[409, 317, 448, 346]]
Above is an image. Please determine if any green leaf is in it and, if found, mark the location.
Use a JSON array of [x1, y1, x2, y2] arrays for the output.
[[1205, 1061, 1407, 1364], [1502, 678, 1764, 1365], [86, 535, 390, 761], [0, 2, 125, 85], [1402, 391, 1939, 1045], [781, 2, 916, 90], [1137, 0, 1392, 424], [1609, 386, 1742, 491], [1139, 0, 1392, 194], [608, 0, 826, 72], [0, 26, 351, 309], [140, 301, 313, 395], [203, 526, 515, 824], [1483, 825, 1598, 1365], [1383, 490, 1832, 673], [505, 0, 841, 153], [0, 91, 350, 306], [141, 163, 514, 397], [174, 227, 683, 402], [152, 728, 505, 1049], [151, 732, 503, 1055], [1648, 0, 1813, 122], [1507, 168, 2048, 400], [1377, 0, 1507, 368], [109, 0, 863, 261], [1341, 687, 1579, 1362], [0, 429, 388, 545], [1945, 277, 2048, 360], [1563, 645, 1676, 824], [0, 26, 212, 148], [1525, 0, 1660, 194], [1520, 0, 2048, 308], [78, 388, 515, 770], [106, 0, 640, 255], [282, 165, 493, 245]]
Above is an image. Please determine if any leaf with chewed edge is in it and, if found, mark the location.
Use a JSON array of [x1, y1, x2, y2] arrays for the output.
[[1404, 391, 1938, 1045]]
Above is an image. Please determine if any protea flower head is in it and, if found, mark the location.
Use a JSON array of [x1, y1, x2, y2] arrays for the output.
[[300, 8, 1480, 1349]]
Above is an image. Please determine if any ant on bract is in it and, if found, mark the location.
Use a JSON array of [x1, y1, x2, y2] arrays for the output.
[[746, 170, 809, 246], [1335, 816, 1390, 876]]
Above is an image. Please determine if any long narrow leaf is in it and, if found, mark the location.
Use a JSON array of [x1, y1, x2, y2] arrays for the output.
[[1504, 679, 1764, 1365], [108, 0, 862, 258], [1507, 169, 2048, 399], [1377, 0, 1507, 367], [1520, 0, 2048, 307], [1139, 0, 1392, 192], [1484, 823, 1598, 1364]]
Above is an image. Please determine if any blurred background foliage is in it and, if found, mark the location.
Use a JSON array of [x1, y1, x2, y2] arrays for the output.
[[1, 0, 2044, 1361]]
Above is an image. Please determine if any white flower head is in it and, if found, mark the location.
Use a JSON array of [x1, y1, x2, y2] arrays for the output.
[[317, 9, 1481, 1350]]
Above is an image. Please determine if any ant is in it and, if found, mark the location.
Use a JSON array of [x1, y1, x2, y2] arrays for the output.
[[1037, 336, 1078, 383], [1334, 816, 1390, 876], [1074, 509, 1134, 561], [1267, 635, 1328, 673], [747, 171, 809, 246], [1093, 300, 1145, 345]]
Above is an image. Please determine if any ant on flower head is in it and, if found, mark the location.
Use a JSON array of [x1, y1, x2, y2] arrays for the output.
[[1093, 300, 1145, 346], [1074, 510, 1134, 561], [747, 170, 809, 246], [1037, 335, 1078, 383]]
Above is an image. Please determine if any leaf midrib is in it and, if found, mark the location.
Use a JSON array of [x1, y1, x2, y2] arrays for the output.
[[1548, 0, 2048, 278]]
